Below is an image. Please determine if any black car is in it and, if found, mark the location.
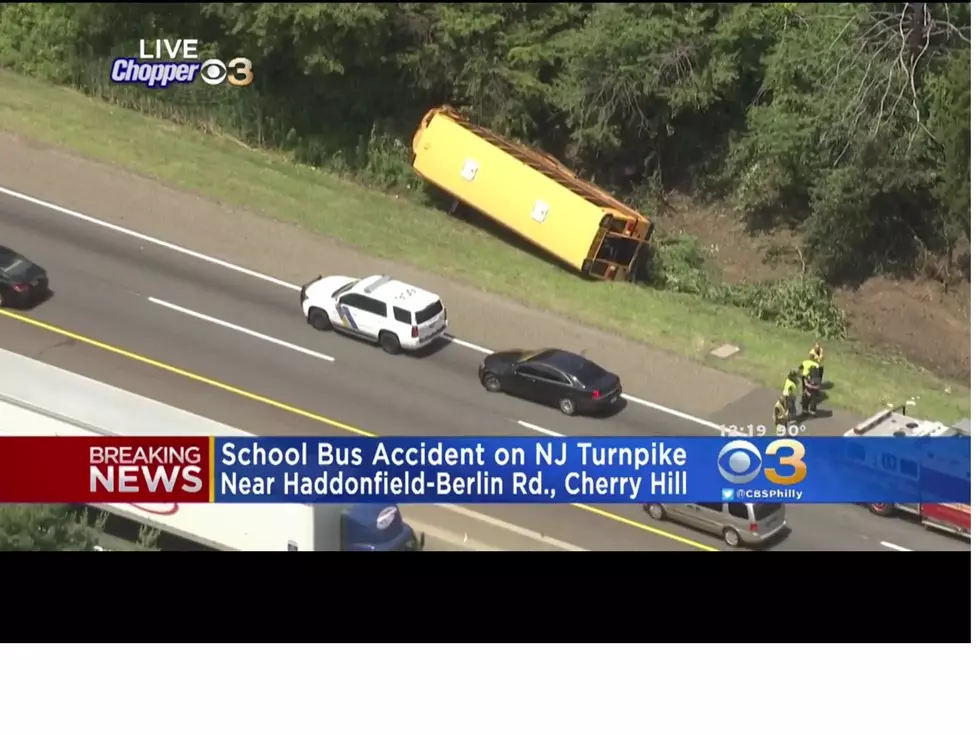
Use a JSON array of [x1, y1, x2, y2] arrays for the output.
[[0, 245, 49, 308], [478, 348, 622, 416]]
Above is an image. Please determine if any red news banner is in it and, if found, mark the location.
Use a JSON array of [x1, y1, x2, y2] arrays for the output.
[[0, 437, 212, 503]]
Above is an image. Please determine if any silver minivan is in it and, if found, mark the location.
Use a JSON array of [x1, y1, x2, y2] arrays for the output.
[[642, 502, 787, 548]]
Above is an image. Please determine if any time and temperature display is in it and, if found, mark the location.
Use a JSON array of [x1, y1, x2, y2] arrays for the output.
[[721, 423, 807, 437]]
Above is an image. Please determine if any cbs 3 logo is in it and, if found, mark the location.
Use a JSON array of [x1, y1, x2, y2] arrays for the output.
[[199, 57, 254, 87], [717, 439, 807, 486]]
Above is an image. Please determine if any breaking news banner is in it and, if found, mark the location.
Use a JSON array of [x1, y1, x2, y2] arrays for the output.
[[0, 435, 967, 505], [0, 437, 210, 504], [212, 436, 969, 504], [0, 437, 970, 503]]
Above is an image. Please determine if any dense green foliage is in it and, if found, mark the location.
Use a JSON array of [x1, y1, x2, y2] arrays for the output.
[[0, 504, 161, 550], [0, 504, 102, 550], [0, 3, 970, 340]]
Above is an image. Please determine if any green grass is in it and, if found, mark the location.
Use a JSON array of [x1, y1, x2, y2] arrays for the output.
[[0, 70, 970, 422]]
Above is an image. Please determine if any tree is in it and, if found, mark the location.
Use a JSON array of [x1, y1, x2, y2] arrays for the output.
[[0, 1, 970, 290], [0, 504, 104, 551], [925, 47, 970, 237], [726, 2, 970, 283]]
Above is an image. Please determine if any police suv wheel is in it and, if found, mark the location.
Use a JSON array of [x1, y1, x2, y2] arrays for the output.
[[559, 398, 576, 416], [379, 332, 402, 355], [308, 308, 332, 331], [722, 527, 741, 548], [0, 288, 5, 307], [644, 503, 665, 521], [482, 373, 502, 392]]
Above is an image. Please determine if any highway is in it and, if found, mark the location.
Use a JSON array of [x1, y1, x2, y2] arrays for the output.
[[0, 188, 969, 553]]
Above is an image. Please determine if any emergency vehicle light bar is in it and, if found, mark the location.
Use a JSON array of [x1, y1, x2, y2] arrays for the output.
[[851, 407, 904, 435], [363, 275, 393, 294]]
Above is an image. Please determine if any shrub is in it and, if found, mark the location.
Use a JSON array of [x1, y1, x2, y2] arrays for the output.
[[646, 236, 847, 340]]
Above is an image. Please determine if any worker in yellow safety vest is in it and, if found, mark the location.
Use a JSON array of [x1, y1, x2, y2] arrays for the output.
[[777, 370, 799, 422], [809, 342, 825, 378], [773, 396, 789, 426], [799, 358, 820, 379], [799, 357, 822, 415]]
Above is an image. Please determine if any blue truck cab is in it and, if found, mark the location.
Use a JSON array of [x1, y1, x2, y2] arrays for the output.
[[312, 504, 424, 551]]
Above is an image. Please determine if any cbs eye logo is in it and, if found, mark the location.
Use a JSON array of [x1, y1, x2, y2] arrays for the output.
[[717, 439, 808, 486], [199, 57, 254, 87]]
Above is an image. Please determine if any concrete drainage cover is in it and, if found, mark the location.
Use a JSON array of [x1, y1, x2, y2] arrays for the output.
[[711, 344, 741, 359]]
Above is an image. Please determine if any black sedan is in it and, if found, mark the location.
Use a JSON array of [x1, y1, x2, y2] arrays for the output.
[[0, 245, 49, 308], [478, 348, 622, 416]]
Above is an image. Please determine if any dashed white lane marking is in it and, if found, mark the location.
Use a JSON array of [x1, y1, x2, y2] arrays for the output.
[[880, 541, 913, 551], [0, 185, 731, 434], [516, 420, 565, 438], [148, 297, 336, 363], [445, 335, 492, 355]]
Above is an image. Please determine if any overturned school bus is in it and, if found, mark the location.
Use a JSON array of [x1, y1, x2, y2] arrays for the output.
[[411, 106, 653, 281]]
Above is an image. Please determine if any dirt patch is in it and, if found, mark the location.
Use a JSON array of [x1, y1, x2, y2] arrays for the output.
[[658, 196, 802, 283], [836, 278, 971, 382], [658, 194, 971, 383]]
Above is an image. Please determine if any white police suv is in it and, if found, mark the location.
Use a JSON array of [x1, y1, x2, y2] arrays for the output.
[[300, 274, 448, 355]]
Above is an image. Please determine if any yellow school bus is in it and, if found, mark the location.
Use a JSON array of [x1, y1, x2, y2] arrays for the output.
[[411, 106, 653, 281]]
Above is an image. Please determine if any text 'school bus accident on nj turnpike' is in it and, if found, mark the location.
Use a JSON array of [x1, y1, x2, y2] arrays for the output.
[[3, 435, 963, 511]]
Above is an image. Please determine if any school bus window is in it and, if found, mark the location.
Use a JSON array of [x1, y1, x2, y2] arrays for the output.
[[606, 218, 627, 234]]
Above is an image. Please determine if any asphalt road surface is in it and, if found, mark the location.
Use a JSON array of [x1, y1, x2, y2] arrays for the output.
[[0, 190, 969, 552]]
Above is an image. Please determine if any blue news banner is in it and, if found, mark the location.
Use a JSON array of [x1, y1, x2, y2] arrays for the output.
[[211, 436, 970, 505]]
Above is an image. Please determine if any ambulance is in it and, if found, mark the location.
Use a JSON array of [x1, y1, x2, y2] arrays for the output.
[[845, 407, 970, 540]]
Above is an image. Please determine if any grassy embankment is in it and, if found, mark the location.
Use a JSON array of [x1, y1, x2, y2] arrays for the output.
[[0, 71, 969, 422]]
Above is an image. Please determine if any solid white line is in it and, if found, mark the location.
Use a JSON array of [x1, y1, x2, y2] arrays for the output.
[[0, 184, 730, 433], [435, 504, 586, 551], [147, 297, 335, 363], [0, 185, 300, 292], [516, 420, 566, 438], [619, 392, 728, 431], [880, 541, 913, 551]]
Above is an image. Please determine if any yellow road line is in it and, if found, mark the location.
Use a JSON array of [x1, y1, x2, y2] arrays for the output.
[[1, 309, 718, 551], [0, 309, 372, 436], [571, 503, 718, 551]]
